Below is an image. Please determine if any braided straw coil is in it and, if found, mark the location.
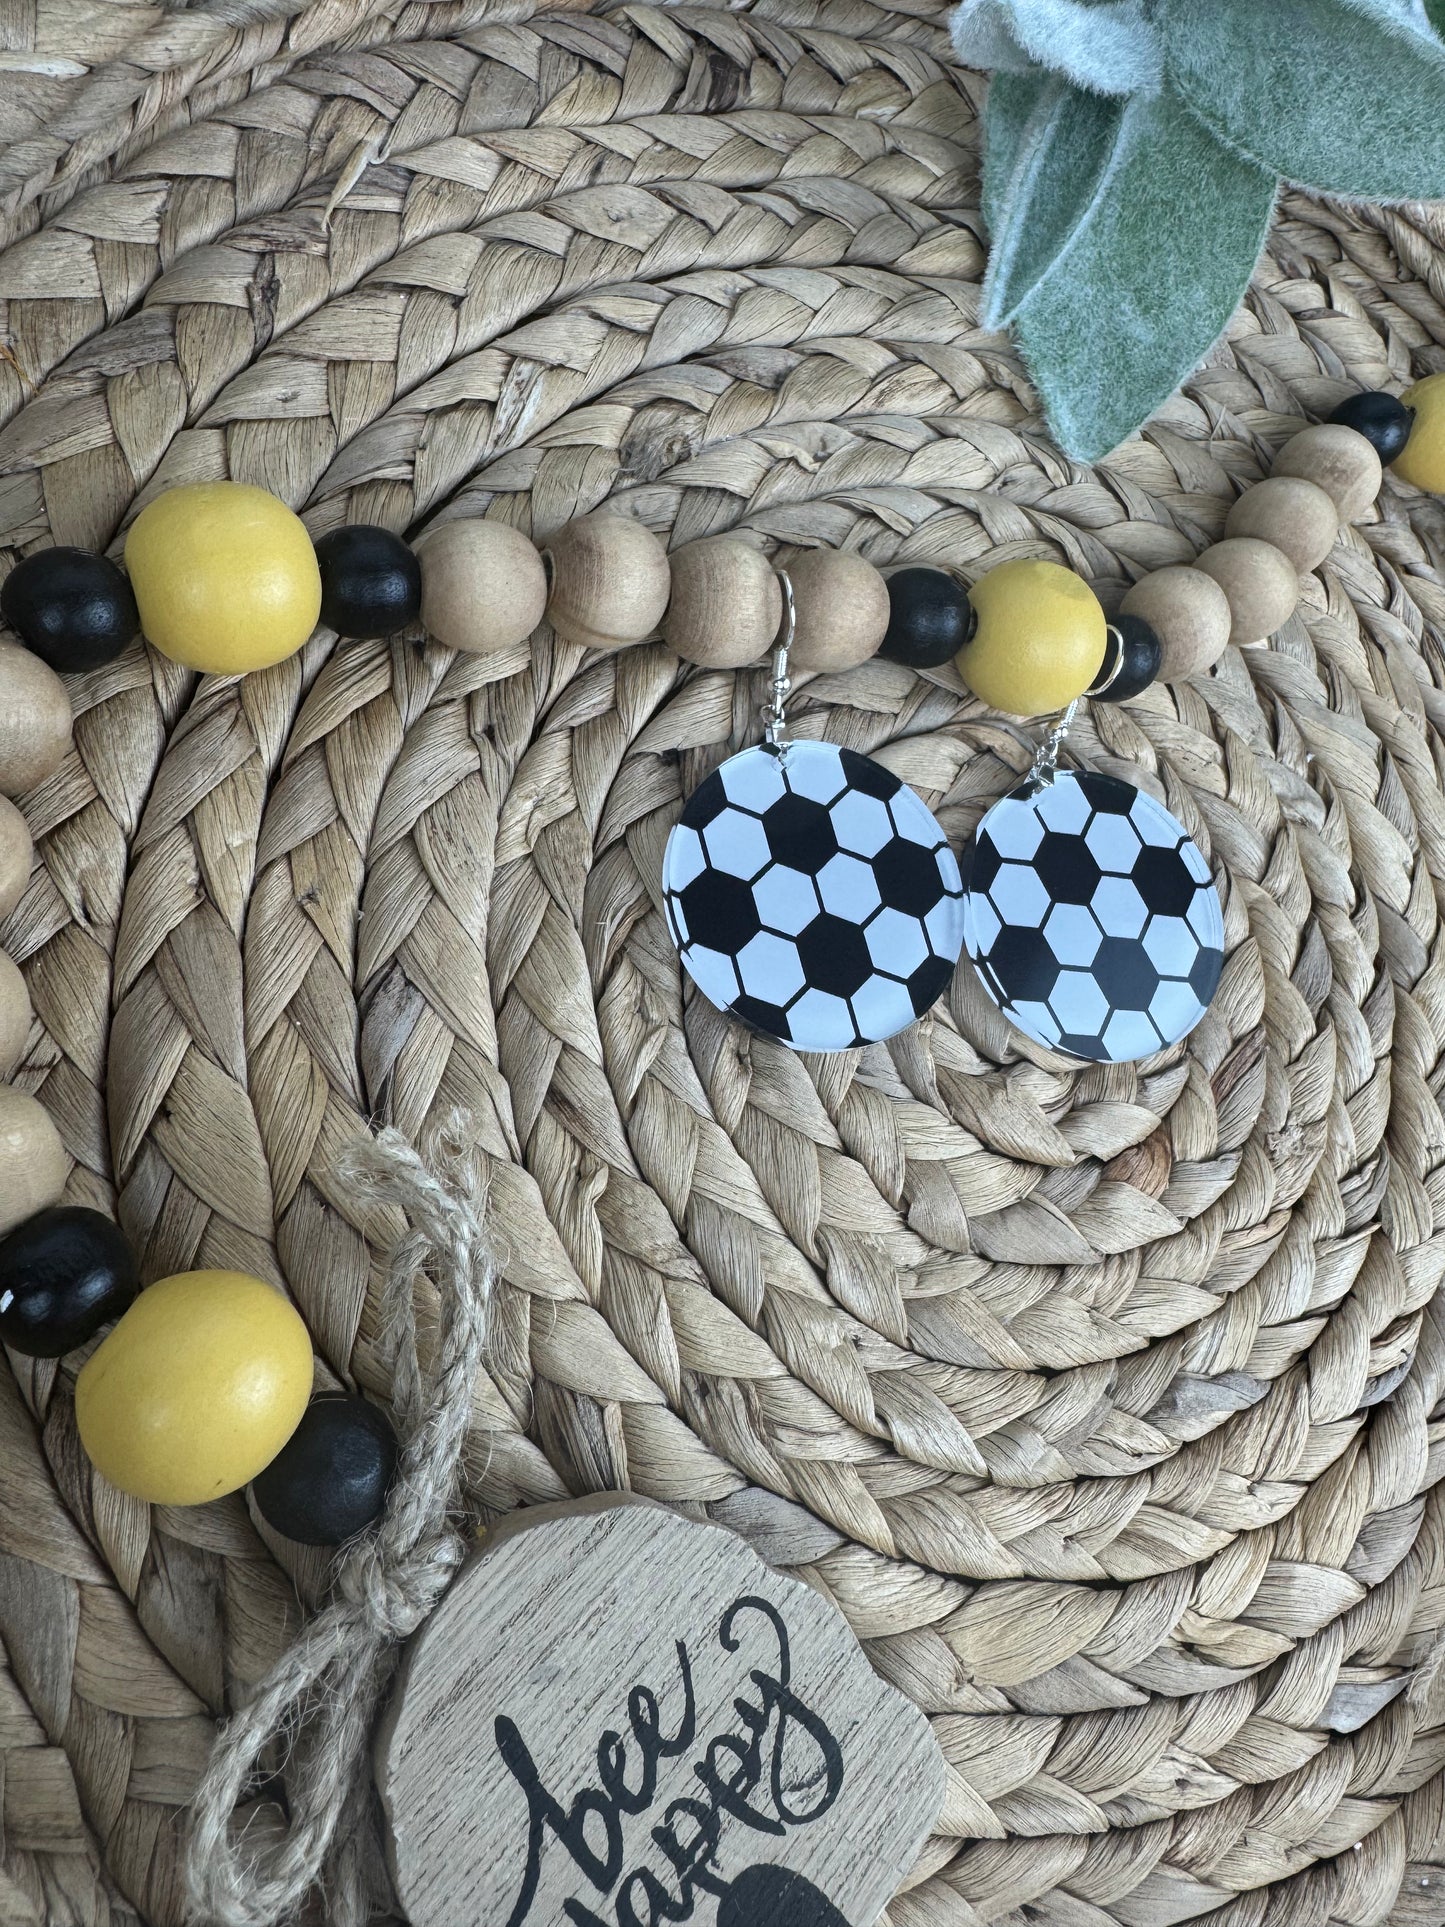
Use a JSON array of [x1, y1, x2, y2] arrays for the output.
[[3, 1, 1445, 1923]]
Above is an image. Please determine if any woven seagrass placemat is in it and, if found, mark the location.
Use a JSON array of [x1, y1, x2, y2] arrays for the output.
[[3, 2, 1445, 1923]]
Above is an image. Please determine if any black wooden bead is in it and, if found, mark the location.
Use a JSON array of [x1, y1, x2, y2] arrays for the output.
[[1327, 391, 1413, 464], [251, 1392, 398, 1545], [0, 548, 139, 672], [0, 1206, 138, 1358], [314, 525, 421, 639], [879, 567, 975, 668], [1091, 614, 1162, 703]]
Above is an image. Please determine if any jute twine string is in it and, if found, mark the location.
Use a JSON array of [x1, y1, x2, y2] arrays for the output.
[[184, 1117, 496, 1927]]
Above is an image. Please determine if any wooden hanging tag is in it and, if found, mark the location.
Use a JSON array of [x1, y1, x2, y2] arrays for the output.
[[375, 1495, 945, 1927]]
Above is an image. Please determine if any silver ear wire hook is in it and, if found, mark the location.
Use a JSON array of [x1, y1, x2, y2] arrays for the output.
[[763, 569, 796, 753], [1027, 696, 1079, 788]]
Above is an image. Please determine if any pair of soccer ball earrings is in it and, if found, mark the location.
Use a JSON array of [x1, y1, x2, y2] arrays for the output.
[[662, 568, 1224, 1065]]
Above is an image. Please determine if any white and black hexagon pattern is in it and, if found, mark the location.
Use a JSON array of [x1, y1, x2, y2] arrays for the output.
[[962, 770, 1224, 1063], [663, 740, 964, 1051]]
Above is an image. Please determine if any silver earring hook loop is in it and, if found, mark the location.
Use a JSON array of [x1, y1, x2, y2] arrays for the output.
[[763, 569, 796, 753]]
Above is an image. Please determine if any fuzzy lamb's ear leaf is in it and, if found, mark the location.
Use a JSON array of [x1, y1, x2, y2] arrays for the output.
[[981, 75, 1128, 328], [1009, 89, 1276, 463], [1159, 0, 1445, 200], [952, 0, 1162, 95]]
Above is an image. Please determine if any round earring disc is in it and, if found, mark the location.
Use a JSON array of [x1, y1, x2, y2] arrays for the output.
[[663, 740, 964, 1051], [962, 770, 1224, 1063]]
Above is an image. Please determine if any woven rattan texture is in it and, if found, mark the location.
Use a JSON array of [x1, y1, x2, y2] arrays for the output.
[[4, 1, 1445, 1923]]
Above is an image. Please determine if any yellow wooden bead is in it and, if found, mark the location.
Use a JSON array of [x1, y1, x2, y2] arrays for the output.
[[76, 1269, 314, 1505], [124, 482, 321, 675], [1393, 373, 1445, 492], [958, 559, 1107, 717]]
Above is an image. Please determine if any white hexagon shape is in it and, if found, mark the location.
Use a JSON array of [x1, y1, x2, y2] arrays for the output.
[[785, 986, 857, 1051], [1085, 811, 1141, 875], [925, 893, 966, 962], [1148, 977, 1207, 1046], [719, 746, 786, 814], [702, 810, 771, 881], [831, 788, 894, 858], [1101, 1006, 1161, 1062], [817, 851, 882, 922], [1005, 998, 1063, 1047], [1181, 838, 1213, 884], [735, 930, 807, 1005], [1187, 885, 1224, 947], [681, 942, 741, 1012], [1049, 968, 1109, 1037], [1091, 876, 1149, 938], [988, 861, 1051, 929], [753, 863, 819, 936], [664, 824, 707, 892], [1043, 902, 1103, 970], [1035, 777, 1090, 835], [1142, 914, 1198, 976], [982, 797, 1046, 862], [781, 741, 848, 806], [865, 906, 930, 978], [849, 971, 918, 1043], [936, 843, 963, 893], [1133, 800, 1183, 848]]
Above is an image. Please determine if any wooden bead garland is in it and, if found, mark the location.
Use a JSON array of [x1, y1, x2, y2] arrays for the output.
[[0, 370, 1440, 1511]]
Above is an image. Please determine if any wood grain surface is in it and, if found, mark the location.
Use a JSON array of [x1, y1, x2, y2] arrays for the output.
[[376, 1497, 944, 1927]]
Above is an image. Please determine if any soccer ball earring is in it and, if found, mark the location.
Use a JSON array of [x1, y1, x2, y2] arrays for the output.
[[662, 562, 1225, 1063], [662, 574, 967, 1052]]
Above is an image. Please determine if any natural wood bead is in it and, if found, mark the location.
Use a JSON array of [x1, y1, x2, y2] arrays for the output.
[[786, 550, 890, 671], [1193, 538, 1299, 646], [0, 1086, 68, 1238], [1273, 424, 1382, 523], [1119, 566, 1233, 680], [0, 796, 32, 923], [664, 539, 782, 668], [0, 948, 29, 1077], [1224, 476, 1338, 574], [544, 514, 670, 651], [0, 643, 71, 798], [418, 521, 548, 655]]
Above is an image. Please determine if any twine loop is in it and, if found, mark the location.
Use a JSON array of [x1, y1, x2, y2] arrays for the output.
[[184, 1116, 497, 1927]]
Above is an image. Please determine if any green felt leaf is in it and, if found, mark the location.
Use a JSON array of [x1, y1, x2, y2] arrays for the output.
[[981, 74, 1128, 326], [1007, 88, 1276, 462], [1429, 0, 1445, 32], [952, 0, 1161, 96], [1159, 0, 1445, 199]]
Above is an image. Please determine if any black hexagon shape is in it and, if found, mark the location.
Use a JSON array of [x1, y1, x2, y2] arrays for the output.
[[1075, 771, 1138, 815], [1131, 844, 1197, 918], [795, 911, 874, 997], [967, 832, 1002, 898], [678, 870, 761, 955], [1033, 831, 1101, 906], [906, 952, 955, 1017], [682, 768, 729, 830], [761, 791, 839, 874], [732, 992, 793, 1041], [873, 836, 945, 916], [1094, 934, 1160, 1010], [1189, 944, 1224, 1002], [839, 747, 901, 802], [986, 923, 1061, 1003]]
